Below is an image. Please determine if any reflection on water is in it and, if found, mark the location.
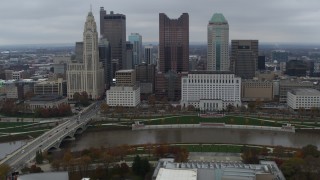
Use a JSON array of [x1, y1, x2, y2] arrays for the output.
[[0, 140, 27, 160], [62, 128, 320, 151]]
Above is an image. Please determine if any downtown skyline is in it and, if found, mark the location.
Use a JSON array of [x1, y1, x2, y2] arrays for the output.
[[1, 0, 320, 45]]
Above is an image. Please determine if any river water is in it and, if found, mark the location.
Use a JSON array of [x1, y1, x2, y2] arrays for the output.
[[62, 128, 320, 151], [0, 140, 27, 160]]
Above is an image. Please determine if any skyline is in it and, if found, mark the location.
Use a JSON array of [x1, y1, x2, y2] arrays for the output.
[[1, 0, 320, 45]]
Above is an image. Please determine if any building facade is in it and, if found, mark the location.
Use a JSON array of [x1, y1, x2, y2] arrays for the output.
[[279, 79, 314, 102], [207, 13, 229, 71], [231, 40, 258, 79], [25, 95, 68, 112], [144, 45, 153, 64], [106, 86, 140, 107], [34, 78, 64, 96], [287, 88, 320, 110], [99, 38, 112, 89], [157, 13, 189, 101], [115, 69, 136, 86], [135, 63, 156, 94], [181, 71, 241, 111], [159, 13, 189, 73], [129, 33, 142, 66], [100, 7, 126, 69], [125, 41, 133, 69], [67, 11, 105, 100], [241, 80, 273, 102]]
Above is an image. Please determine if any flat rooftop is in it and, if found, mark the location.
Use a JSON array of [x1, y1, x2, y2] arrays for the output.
[[116, 69, 135, 73], [29, 95, 65, 102], [156, 168, 197, 180], [290, 88, 320, 96]]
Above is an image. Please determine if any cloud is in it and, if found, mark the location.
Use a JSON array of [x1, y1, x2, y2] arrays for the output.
[[0, 0, 320, 45]]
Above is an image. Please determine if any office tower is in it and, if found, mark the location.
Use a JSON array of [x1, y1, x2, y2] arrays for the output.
[[115, 69, 136, 86], [135, 63, 156, 94], [67, 11, 105, 100], [99, 38, 111, 89], [271, 50, 289, 62], [144, 45, 153, 64], [125, 42, 133, 69], [231, 40, 258, 79], [207, 13, 229, 71], [100, 7, 126, 69], [258, 56, 266, 71], [285, 60, 307, 77], [159, 13, 189, 73], [129, 33, 142, 65], [156, 13, 189, 101]]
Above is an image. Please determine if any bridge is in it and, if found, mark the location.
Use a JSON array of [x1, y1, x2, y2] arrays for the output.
[[0, 101, 100, 171]]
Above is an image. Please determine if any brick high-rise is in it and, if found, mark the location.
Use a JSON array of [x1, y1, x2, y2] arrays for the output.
[[159, 13, 189, 73], [156, 13, 189, 101]]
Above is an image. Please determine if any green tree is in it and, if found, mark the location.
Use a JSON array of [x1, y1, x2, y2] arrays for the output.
[[132, 155, 151, 178], [301, 144, 319, 158], [73, 92, 81, 103], [281, 158, 304, 179], [35, 150, 43, 164], [79, 91, 90, 106]]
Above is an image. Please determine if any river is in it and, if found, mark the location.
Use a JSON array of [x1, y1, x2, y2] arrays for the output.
[[61, 128, 320, 151], [0, 140, 27, 160]]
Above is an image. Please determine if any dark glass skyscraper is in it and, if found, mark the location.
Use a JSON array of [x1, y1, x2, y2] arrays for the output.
[[99, 38, 111, 89], [100, 7, 126, 70], [159, 13, 189, 73], [231, 40, 258, 79]]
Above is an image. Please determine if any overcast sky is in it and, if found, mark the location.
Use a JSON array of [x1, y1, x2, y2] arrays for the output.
[[1, 0, 320, 45]]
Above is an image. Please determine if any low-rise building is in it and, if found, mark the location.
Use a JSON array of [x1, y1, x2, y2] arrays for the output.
[[25, 95, 68, 112], [34, 78, 64, 96], [106, 85, 140, 107], [241, 80, 273, 102], [181, 71, 241, 111], [152, 159, 285, 180], [279, 79, 314, 102], [287, 88, 320, 110]]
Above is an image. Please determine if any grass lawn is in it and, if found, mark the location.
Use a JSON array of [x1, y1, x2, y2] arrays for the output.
[[0, 122, 33, 128]]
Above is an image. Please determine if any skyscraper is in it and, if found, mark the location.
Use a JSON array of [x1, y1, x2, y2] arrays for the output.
[[125, 41, 133, 69], [231, 40, 258, 79], [100, 7, 126, 70], [159, 13, 189, 73], [156, 13, 189, 101], [144, 45, 153, 64], [129, 33, 142, 66], [207, 13, 229, 71], [99, 38, 111, 89], [67, 11, 105, 100]]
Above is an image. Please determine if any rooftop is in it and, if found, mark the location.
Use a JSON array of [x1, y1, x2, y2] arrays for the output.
[[29, 95, 65, 102], [116, 69, 135, 73], [209, 13, 228, 24], [290, 88, 320, 96], [17, 172, 68, 180], [156, 168, 197, 180]]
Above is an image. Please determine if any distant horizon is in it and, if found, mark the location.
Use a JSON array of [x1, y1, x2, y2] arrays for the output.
[[1, 42, 320, 50]]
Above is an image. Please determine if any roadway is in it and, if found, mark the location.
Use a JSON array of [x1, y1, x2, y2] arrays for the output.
[[0, 101, 101, 171]]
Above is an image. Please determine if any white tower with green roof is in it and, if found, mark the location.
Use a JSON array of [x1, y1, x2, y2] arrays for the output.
[[207, 13, 229, 71]]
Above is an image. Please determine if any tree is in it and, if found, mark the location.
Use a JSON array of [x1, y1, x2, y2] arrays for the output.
[[132, 155, 151, 178], [301, 144, 319, 158], [248, 102, 256, 112], [100, 102, 110, 114], [80, 91, 90, 106], [0, 164, 11, 180], [132, 155, 141, 176], [73, 92, 81, 103], [187, 105, 195, 112], [35, 150, 43, 164], [241, 146, 259, 164], [280, 158, 304, 179]]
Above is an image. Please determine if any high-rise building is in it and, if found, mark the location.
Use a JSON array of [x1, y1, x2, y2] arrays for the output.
[[156, 13, 189, 101], [129, 33, 142, 66], [207, 13, 229, 71], [67, 11, 105, 100], [231, 40, 258, 79], [135, 63, 155, 94], [99, 38, 111, 89], [258, 56, 266, 71], [100, 7, 126, 69], [125, 41, 133, 69], [159, 13, 189, 73], [144, 45, 153, 64]]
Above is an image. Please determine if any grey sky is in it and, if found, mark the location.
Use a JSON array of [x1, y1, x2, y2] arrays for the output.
[[0, 0, 320, 45]]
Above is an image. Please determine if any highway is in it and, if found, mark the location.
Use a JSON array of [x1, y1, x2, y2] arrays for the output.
[[0, 101, 100, 171]]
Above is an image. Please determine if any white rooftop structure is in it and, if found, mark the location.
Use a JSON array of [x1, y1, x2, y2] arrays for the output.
[[156, 168, 197, 180]]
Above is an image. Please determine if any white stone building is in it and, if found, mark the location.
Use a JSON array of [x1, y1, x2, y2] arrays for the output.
[[287, 88, 320, 110], [106, 86, 140, 107], [181, 71, 241, 111], [67, 11, 104, 100], [25, 95, 68, 112]]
